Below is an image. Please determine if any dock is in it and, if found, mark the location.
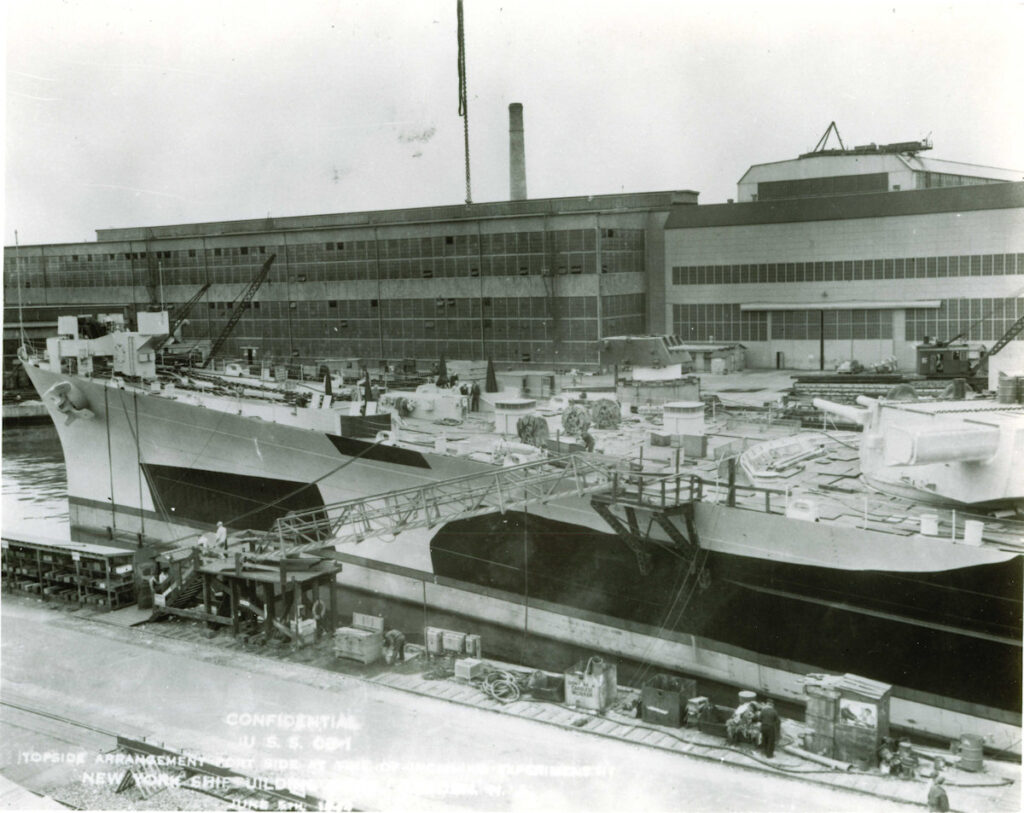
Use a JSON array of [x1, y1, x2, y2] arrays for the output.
[[2, 400, 49, 426], [3, 590, 1017, 812]]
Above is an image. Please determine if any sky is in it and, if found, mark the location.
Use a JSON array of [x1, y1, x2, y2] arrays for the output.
[[4, 0, 1024, 246]]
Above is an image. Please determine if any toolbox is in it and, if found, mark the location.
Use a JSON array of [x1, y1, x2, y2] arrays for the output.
[[333, 612, 384, 664]]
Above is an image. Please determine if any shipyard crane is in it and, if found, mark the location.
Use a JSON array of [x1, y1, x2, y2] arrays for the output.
[[202, 254, 276, 367], [158, 282, 211, 350], [969, 311, 1024, 376]]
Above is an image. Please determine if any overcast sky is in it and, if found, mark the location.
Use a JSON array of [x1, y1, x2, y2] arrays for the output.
[[5, 0, 1023, 246]]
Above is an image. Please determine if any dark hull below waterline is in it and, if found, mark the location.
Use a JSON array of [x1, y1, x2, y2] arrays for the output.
[[429, 510, 1024, 715]]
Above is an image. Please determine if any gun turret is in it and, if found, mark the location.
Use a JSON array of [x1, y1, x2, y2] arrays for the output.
[[813, 398, 869, 427]]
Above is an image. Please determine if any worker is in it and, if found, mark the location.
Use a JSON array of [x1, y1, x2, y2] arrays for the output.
[[927, 775, 949, 812], [196, 534, 209, 549], [214, 520, 228, 550], [470, 381, 480, 411], [581, 429, 596, 453], [384, 628, 406, 663], [759, 698, 781, 758]]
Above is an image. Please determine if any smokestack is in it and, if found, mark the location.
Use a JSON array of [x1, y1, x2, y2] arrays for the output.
[[509, 103, 527, 200]]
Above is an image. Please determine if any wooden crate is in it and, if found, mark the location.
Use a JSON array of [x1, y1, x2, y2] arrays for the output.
[[334, 613, 384, 664], [333, 627, 382, 664]]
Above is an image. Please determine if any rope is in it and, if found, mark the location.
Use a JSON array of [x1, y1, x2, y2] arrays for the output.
[[456, 0, 471, 203]]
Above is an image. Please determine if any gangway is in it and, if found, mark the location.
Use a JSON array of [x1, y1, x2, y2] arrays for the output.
[[250, 453, 633, 561]]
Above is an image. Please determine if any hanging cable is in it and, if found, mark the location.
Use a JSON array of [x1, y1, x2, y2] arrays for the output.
[[457, 0, 472, 203]]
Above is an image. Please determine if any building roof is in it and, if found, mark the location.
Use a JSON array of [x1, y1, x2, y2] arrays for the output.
[[665, 181, 1024, 230], [737, 152, 1023, 185], [93, 190, 699, 243]]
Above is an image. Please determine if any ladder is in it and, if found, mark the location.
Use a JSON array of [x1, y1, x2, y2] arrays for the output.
[[251, 453, 628, 561]]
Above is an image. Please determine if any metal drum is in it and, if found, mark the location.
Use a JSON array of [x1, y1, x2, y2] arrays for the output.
[[959, 734, 984, 772]]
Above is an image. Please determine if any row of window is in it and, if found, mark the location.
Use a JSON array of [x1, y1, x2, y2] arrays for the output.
[[181, 296, 603, 335], [771, 309, 893, 340], [756, 172, 888, 201], [4, 229, 645, 276], [6, 245, 644, 288], [905, 297, 1024, 342], [601, 293, 645, 318], [671, 253, 1022, 286], [671, 298, 1024, 344], [217, 337, 601, 366], [915, 172, 1003, 189], [671, 305, 768, 343]]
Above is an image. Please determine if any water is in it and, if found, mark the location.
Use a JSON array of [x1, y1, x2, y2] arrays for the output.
[[1, 423, 70, 539]]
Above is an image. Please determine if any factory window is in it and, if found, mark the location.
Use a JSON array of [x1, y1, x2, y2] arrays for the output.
[[260, 246, 267, 254], [329, 300, 338, 308], [445, 236, 454, 245], [470, 267, 479, 277], [339, 320, 348, 328], [425, 321, 434, 329], [241, 247, 249, 255], [670, 252, 1016, 286], [208, 302, 215, 309], [422, 269, 433, 278], [289, 302, 297, 309], [189, 249, 196, 258], [214, 248, 222, 256], [72, 255, 78, 261], [370, 300, 378, 307], [326, 243, 334, 251], [757, 172, 888, 200], [252, 301, 260, 310], [519, 266, 528, 275]]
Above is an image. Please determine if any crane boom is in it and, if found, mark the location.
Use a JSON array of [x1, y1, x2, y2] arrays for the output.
[[165, 282, 212, 341], [969, 312, 1024, 376], [202, 254, 276, 367]]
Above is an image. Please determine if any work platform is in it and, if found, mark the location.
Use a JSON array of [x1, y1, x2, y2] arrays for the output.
[[151, 547, 341, 645]]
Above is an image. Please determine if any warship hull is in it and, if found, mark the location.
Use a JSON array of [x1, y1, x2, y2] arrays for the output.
[[24, 362, 1023, 753]]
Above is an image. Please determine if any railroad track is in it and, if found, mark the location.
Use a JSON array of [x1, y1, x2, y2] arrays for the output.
[[0, 699, 339, 811]]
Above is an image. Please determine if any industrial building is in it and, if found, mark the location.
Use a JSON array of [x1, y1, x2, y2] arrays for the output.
[[2, 191, 690, 370], [4, 132, 1023, 373], [665, 141, 1024, 372]]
